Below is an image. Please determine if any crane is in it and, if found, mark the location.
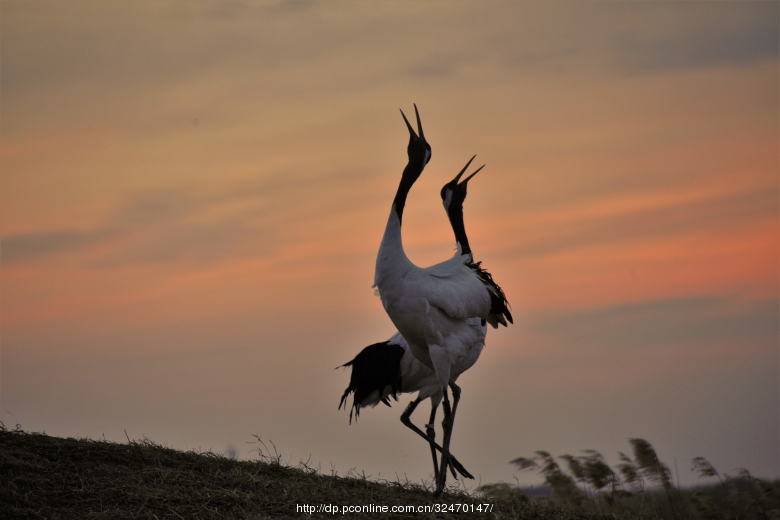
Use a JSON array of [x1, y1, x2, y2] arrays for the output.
[[339, 157, 489, 483], [372, 105, 511, 494]]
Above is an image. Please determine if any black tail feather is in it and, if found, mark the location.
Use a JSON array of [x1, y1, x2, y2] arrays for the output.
[[338, 341, 405, 424], [469, 260, 512, 328]]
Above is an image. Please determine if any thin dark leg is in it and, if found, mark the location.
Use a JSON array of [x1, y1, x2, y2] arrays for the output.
[[436, 380, 464, 495], [448, 380, 461, 431], [426, 402, 456, 479], [435, 389, 453, 495], [446, 381, 461, 480], [400, 398, 473, 480], [426, 402, 440, 483]]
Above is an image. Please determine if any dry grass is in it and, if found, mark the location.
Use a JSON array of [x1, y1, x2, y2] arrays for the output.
[[499, 439, 780, 520], [4, 424, 772, 519], [1, 423, 612, 519]]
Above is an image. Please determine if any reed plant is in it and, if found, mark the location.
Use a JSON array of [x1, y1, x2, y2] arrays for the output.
[[480, 438, 780, 520]]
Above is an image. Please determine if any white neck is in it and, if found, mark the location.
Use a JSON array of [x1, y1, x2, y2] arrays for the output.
[[374, 203, 414, 288]]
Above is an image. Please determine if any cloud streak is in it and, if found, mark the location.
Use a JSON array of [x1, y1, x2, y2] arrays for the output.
[[530, 295, 779, 351], [502, 187, 777, 259], [613, 3, 779, 73], [1, 228, 119, 265]]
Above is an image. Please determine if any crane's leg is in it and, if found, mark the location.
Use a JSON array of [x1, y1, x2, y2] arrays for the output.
[[435, 389, 453, 495], [436, 381, 463, 495], [400, 398, 438, 483], [400, 398, 473, 483], [448, 380, 461, 430], [424, 401, 440, 483], [425, 401, 459, 480]]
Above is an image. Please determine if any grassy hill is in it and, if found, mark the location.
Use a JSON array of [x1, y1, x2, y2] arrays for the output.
[[0, 424, 593, 519], [1, 424, 777, 519]]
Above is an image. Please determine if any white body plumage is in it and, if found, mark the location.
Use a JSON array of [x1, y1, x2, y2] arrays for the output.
[[374, 211, 492, 390], [354, 316, 486, 411]]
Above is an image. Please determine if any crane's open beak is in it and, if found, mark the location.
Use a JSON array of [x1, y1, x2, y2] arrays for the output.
[[401, 109, 417, 139], [451, 156, 484, 186], [452, 156, 477, 184], [461, 164, 484, 186], [414, 104, 425, 141], [400, 104, 425, 141]]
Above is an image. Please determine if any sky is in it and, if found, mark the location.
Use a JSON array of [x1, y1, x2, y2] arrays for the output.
[[1, 1, 778, 491]]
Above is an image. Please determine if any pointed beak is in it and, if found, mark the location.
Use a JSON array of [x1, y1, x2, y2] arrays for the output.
[[400, 109, 418, 139], [452, 156, 477, 184], [414, 103, 425, 141], [461, 164, 485, 185]]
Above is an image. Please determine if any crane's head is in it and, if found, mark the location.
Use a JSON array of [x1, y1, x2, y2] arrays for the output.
[[400, 104, 431, 169], [440, 155, 484, 213]]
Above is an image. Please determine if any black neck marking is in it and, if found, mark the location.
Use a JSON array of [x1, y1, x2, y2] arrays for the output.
[[392, 159, 424, 224], [447, 201, 471, 256]]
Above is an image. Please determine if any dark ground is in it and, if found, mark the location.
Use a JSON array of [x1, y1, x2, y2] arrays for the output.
[[0, 424, 607, 519]]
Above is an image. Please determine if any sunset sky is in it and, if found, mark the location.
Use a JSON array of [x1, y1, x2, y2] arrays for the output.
[[2, 1, 778, 490]]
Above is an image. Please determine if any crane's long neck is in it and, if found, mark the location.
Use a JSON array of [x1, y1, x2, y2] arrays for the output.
[[392, 158, 425, 225], [375, 159, 424, 284], [447, 201, 471, 257]]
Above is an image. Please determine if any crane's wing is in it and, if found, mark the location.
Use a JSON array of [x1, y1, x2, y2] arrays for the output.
[[469, 260, 512, 328], [419, 257, 493, 322], [420, 254, 512, 328]]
